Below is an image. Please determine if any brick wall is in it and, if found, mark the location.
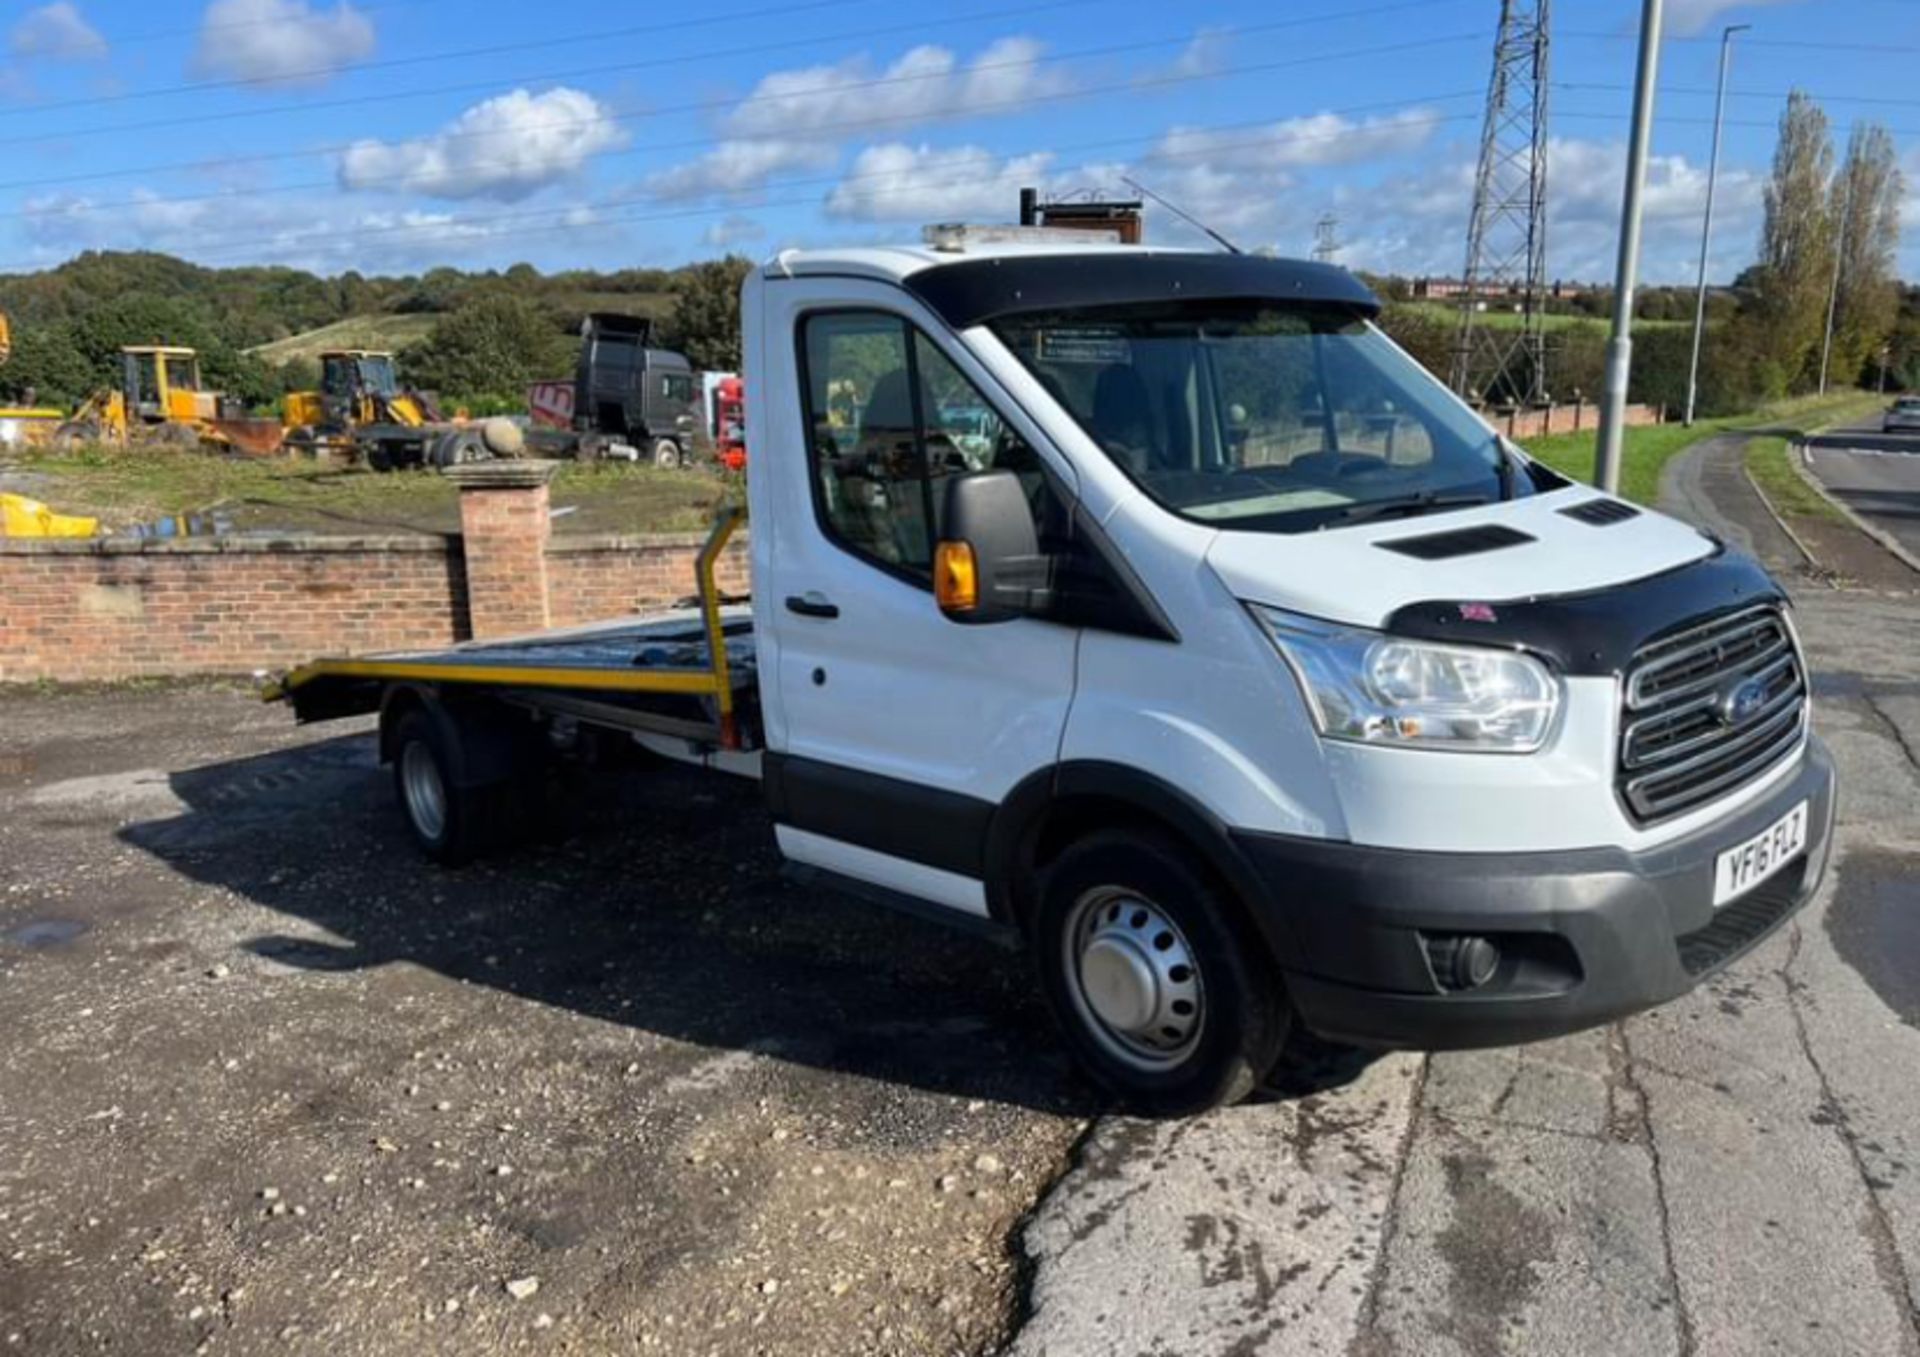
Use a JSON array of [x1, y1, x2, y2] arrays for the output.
[[547, 535, 750, 628], [0, 537, 467, 683], [0, 527, 743, 683], [1492, 401, 1664, 441]]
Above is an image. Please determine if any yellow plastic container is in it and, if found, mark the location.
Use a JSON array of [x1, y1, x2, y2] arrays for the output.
[[1, 491, 99, 538]]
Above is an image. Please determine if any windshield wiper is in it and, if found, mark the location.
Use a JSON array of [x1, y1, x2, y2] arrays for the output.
[[1319, 491, 1493, 527]]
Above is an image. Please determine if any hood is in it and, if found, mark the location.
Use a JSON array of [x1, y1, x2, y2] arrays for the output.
[[1204, 486, 1718, 628]]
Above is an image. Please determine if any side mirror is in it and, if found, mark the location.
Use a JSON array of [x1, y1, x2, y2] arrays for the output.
[[935, 469, 1054, 624]]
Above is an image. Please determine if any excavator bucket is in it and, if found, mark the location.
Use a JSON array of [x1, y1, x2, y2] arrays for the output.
[[203, 418, 287, 456]]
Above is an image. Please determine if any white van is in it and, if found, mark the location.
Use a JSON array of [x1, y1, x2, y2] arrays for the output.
[[276, 237, 1836, 1114]]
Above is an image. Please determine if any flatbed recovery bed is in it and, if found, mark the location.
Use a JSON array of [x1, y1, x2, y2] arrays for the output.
[[267, 508, 755, 751]]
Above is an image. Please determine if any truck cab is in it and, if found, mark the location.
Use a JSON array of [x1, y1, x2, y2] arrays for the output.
[[574, 313, 699, 466], [278, 236, 1835, 1115], [740, 239, 1832, 1110]]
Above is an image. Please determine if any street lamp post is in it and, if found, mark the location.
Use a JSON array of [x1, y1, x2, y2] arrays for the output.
[[1819, 137, 1855, 396], [1594, 0, 1666, 494], [1683, 23, 1748, 427]]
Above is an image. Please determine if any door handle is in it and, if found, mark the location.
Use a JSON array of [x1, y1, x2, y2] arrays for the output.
[[785, 592, 840, 619]]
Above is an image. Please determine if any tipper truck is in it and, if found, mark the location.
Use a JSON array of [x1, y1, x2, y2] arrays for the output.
[[270, 232, 1836, 1114]]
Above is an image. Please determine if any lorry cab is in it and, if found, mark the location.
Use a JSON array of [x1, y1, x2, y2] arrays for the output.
[[575, 313, 698, 465], [742, 237, 1833, 1110]]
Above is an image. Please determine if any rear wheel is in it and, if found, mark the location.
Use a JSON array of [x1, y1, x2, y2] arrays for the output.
[[390, 709, 515, 866], [1034, 830, 1289, 1115]]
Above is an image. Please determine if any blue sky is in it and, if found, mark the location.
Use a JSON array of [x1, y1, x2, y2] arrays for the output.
[[1, 0, 1912, 282]]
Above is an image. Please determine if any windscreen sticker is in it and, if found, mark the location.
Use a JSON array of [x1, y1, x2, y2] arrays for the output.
[[1035, 329, 1131, 365]]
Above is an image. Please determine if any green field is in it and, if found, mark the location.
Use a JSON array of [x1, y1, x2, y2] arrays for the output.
[[1520, 391, 1885, 505], [249, 315, 441, 365]]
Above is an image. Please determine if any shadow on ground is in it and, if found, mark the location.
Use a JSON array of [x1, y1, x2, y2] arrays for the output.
[[116, 731, 1378, 1115]]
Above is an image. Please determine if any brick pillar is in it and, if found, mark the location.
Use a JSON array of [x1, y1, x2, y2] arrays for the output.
[[445, 459, 558, 640]]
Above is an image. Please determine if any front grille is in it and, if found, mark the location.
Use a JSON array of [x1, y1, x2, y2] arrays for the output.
[[1618, 605, 1807, 823]]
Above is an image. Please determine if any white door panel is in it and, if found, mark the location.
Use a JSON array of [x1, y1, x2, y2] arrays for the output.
[[750, 275, 1078, 808]]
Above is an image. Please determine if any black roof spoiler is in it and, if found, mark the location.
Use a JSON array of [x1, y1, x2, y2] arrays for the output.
[[902, 252, 1381, 329]]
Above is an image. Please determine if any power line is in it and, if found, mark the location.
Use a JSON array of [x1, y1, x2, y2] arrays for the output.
[[4, 28, 1484, 219], [108, 0, 468, 47], [1559, 28, 1920, 55], [3, 104, 1484, 273], [4, 0, 875, 116], [1557, 81, 1920, 111], [0, 0, 1093, 138], [7, 0, 1476, 145]]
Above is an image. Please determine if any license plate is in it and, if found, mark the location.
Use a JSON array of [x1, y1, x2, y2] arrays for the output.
[[1713, 801, 1809, 907]]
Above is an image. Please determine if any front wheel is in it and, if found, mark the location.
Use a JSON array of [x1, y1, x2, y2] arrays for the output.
[[1034, 831, 1290, 1115], [652, 437, 683, 469]]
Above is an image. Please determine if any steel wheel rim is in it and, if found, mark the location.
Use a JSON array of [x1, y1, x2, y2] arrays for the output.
[[400, 741, 447, 842], [1062, 886, 1205, 1072]]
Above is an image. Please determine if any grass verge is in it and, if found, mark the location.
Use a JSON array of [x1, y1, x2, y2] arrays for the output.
[[1743, 436, 1846, 524], [2, 443, 725, 537], [1519, 389, 1886, 505]]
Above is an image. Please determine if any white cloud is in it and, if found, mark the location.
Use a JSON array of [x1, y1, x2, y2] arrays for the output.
[[1153, 108, 1444, 174], [338, 87, 628, 202], [1663, 0, 1802, 38], [646, 36, 1069, 204], [724, 37, 1069, 140], [19, 186, 611, 273], [10, 3, 106, 60], [1142, 27, 1228, 83], [823, 143, 1057, 222], [192, 0, 374, 89], [645, 139, 838, 202]]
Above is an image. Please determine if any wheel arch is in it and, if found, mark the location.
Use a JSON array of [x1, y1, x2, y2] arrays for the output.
[[984, 761, 1307, 970], [377, 684, 527, 787]]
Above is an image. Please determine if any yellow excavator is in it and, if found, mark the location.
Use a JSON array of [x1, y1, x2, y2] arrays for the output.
[[62, 344, 285, 454], [284, 349, 513, 469]]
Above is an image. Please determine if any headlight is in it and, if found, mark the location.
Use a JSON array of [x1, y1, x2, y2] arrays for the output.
[[1252, 605, 1561, 753]]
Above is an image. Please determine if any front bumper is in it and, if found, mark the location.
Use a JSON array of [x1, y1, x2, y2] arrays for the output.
[[1233, 736, 1836, 1050]]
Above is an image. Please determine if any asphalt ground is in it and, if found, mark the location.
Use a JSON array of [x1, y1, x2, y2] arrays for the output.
[[3, 437, 1919, 1356], [1804, 414, 1920, 563]]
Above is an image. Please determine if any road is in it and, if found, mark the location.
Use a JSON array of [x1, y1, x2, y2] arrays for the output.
[[1804, 414, 1920, 562], [3, 445, 1919, 1355]]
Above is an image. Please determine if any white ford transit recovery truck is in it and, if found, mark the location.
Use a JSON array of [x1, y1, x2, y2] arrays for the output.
[[272, 237, 1836, 1114]]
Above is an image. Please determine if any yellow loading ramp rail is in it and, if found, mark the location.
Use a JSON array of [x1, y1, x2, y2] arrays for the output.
[[264, 506, 748, 750]]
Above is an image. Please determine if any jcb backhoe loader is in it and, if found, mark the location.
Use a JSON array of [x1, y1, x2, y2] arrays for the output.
[[284, 350, 515, 470], [61, 345, 284, 454]]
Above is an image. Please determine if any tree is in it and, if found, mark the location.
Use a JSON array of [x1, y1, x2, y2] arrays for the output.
[[1751, 92, 1836, 390], [666, 256, 754, 371], [1827, 123, 1905, 388], [400, 296, 575, 401]]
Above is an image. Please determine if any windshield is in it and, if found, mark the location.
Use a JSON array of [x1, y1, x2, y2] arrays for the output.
[[993, 303, 1546, 532], [358, 357, 399, 396]]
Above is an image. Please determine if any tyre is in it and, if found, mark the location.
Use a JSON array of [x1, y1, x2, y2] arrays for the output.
[[1034, 830, 1290, 1115], [652, 437, 683, 469], [390, 709, 511, 866]]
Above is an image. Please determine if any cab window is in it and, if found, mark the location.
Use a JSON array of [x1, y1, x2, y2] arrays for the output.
[[799, 312, 1048, 582]]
